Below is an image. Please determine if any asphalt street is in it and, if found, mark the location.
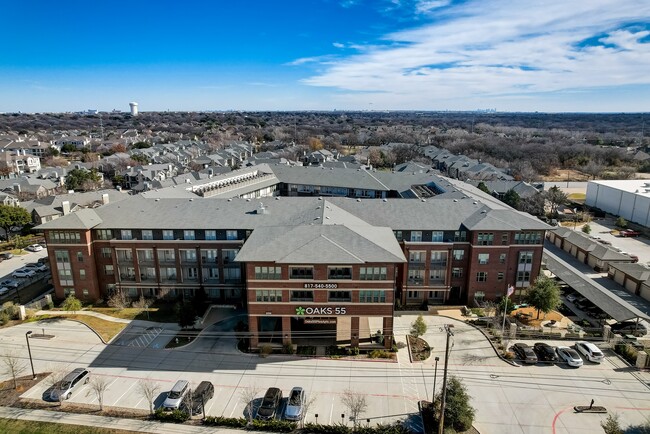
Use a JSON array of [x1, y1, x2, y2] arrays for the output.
[[1, 313, 649, 434]]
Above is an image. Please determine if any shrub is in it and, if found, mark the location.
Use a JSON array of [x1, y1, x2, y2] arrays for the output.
[[0, 311, 10, 325], [250, 419, 297, 432], [203, 416, 247, 428], [46, 300, 54, 310], [303, 422, 350, 434], [297, 346, 316, 355], [282, 343, 295, 354], [503, 351, 515, 360], [259, 344, 273, 357], [469, 308, 485, 317], [153, 408, 190, 423], [2, 302, 18, 320], [369, 350, 392, 359], [410, 315, 427, 337]]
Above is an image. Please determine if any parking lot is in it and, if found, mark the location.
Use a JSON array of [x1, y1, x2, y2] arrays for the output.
[[585, 217, 650, 265], [0, 313, 648, 434], [0, 248, 50, 304]]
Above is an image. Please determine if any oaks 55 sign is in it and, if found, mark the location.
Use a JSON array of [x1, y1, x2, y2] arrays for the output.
[[295, 306, 347, 316]]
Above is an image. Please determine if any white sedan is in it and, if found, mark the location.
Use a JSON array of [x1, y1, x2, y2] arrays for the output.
[[26, 244, 44, 252], [556, 346, 583, 367]]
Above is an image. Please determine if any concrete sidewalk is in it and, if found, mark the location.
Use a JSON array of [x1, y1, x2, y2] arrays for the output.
[[0, 406, 249, 434], [36, 310, 132, 324]]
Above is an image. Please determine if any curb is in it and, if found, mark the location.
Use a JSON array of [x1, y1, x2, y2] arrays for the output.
[[38, 316, 109, 345]]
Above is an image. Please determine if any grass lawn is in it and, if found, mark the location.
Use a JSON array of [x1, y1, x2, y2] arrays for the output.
[[88, 301, 178, 323], [34, 315, 127, 342], [567, 192, 586, 201], [0, 418, 138, 434]]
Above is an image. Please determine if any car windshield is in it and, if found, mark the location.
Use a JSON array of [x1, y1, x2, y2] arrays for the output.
[[60, 381, 72, 389], [168, 391, 182, 399], [262, 397, 274, 407], [289, 391, 302, 405]]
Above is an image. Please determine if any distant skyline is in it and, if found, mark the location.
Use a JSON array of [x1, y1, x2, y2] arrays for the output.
[[2, 0, 650, 113]]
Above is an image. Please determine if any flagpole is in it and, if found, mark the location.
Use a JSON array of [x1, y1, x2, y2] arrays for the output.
[[501, 285, 513, 343]]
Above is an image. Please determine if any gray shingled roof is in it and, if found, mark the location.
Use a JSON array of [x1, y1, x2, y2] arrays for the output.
[[608, 262, 650, 281], [235, 225, 405, 264]]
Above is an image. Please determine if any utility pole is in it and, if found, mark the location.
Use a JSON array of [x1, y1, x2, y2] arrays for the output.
[[438, 324, 454, 434]]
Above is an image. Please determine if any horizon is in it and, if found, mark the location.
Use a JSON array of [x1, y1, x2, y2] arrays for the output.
[[2, 0, 650, 113]]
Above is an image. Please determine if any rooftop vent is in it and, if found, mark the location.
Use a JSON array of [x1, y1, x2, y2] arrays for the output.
[[356, 199, 361, 202], [421, 199, 426, 202], [275, 197, 280, 200], [189, 198, 193, 201], [382, 198, 388, 202], [473, 201, 477, 205], [155, 198, 160, 202], [318, 196, 323, 200], [453, 199, 458, 202]]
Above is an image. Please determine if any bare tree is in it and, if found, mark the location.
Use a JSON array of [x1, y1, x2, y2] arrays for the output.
[[86, 376, 110, 410], [1, 351, 26, 390], [239, 386, 261, 423], [45, 366, 68, 406], [137, 377, 161, 415], [107, 290, 128, 310], [341, 389, 368, 427], [301, 392, 318, 428]]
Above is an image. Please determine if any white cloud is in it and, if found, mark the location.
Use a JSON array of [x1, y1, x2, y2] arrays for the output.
[[300, 0, 650, 109], [415, 0, 451, 14], [333, 42, 345, 48]]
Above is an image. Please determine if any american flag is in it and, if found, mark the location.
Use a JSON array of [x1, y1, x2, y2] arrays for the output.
[[506, 285, 515, 297]]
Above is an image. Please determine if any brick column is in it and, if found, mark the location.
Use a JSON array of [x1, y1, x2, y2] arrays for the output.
[[249, 316, 259, 349], [383, 316, 394, 349], [282, 316, 292, 345], [351, 316, 360, 348]]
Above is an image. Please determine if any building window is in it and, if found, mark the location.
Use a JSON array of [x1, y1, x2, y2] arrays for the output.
[[116, 249, 133, 262], [452, 249, 464, 260], [101, 247, 112, 258], [477, 233, 494, 246], [223, 267, 241, 282], [202, 267, 219, 281], [254, 266, 281, 279], [163, 230, 174, 240], [104, 265, 114, 276], [328, 291, 351, 301], [429, 268, 445, 282], [408, 269, 425, 285], [119, 266, 136, 281], [517, 271, 531, 284], [77, 252, 83, 262], [180, 249, 197, 262], [96, 230, 112, 240], [121, 230, 132, 240], [82, 289, 89, 297], [407, 291, 420, 299], [519, 251, 533, 264], [137, 249, 154, 262], [497, 272, 504, 281], [142, 230, 153, 240], [79, 269, 85, 279], [290, 267, 314, 279], [161, 267, 177, 281], [183, 267, 199, 281], [478, 253, 489, 265], [409, 251, 426, 263], [141, 267, 156, 281], [205, 230, 217, 240], [359, 290, 386, 303], [410, 231, 423, 242], [50, 231, 81, 244], [501, 233, 509, 245], [454, 231, 467, 242], [476, 272, 488, 282], [452, 267, 463, 278], [328, 267, 352, 279], [226, 230, 238, 240], [158, 249, 175, 262], [431, 231, 444, 242], [255, 290, 283, 302], [394, 231, 403, 241], [201, 249, 218, 263], [499, 253, 507, 264], [359, 267, 387, 280], [515, 232, 542, 245], [474, 291, 485, 301], [290, 290, 313, 301], [222, 249, 238, 264], [183, 230, 195, 240]]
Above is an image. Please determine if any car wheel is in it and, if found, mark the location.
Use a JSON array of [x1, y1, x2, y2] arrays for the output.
[[84, 378, 89, 384], [66, 393, 71, 400]]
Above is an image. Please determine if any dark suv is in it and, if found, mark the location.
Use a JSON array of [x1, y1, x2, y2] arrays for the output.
[[189, 381, 214, 415], [512, 343, 538, 364], [257, 387, 282, 420], [533, 342, 558, 362]]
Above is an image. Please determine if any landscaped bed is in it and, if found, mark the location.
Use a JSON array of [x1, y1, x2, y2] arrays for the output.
[[33, 315, 127, 342], [407, 335, 431, 361]]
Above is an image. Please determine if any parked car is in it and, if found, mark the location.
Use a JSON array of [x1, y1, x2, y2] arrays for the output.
[[610, 321, 648, 337], [0, 252, 14, 260], [24, 262, 48, 272], [574, 341, 604, 363], [619, 229, 641, 237], [566, 294, 577, 303], [37, 257, 49, 265], [285, 387, 306, 421], [257, 387, 283, 420], [511, 343, 538, 364], [556, 346, 583, 367], [26, 244, 44, 252], [50, 368, 90, 401], [533, 343, 558, 362], [163, 380, 190, 411], [189, 381, 214, 415], [12, 268, 36, 278], [0, 279, 19, 288], [0, 287, 8, 296]]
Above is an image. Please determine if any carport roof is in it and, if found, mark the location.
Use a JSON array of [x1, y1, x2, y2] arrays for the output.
[[543, 247, 650, 322]]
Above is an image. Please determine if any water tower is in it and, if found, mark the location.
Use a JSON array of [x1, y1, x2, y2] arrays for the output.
[[129, 102, 138, 116]]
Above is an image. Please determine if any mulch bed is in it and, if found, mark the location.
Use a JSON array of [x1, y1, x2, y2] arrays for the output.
[[419, 400, 480, 434], [407, 335, 431, 361]]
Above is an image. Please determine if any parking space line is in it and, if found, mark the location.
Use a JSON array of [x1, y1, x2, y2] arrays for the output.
[[111, 380, 137, 406]]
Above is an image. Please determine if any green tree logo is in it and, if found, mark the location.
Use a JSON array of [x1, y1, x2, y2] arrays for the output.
[[295, 306, 305, 316]]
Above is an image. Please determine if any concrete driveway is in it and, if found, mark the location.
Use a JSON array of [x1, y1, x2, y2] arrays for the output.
[[1, 314, 649, 433]]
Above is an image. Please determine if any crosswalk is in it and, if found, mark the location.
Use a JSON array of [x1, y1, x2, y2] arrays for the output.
[[112, 326, 163, 348]]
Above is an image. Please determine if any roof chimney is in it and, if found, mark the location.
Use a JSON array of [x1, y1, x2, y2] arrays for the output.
[[62, 201, 70, 215], [12, 183, 20, 193]]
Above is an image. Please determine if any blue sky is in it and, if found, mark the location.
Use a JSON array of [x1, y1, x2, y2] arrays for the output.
[[2, 0, 649, 112]]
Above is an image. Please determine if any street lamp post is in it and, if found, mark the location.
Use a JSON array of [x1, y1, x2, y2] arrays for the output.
[[25, 331, 36, 379], [432, 356, 440, 402]]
